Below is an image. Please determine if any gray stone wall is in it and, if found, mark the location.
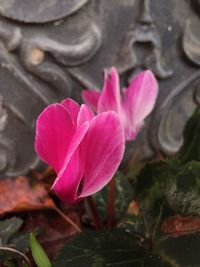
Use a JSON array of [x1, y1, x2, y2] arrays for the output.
[[0, 0, 199, 177]]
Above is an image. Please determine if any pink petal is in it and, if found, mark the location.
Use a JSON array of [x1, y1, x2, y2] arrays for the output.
[[123, 121, 144, 141], [81, 90, 100, 112], [62, 121, 89, 171], [122, 70, 158, 140], [51, 121, 89, 203], [52, 148, 84, 203], [61, 98, 80, 125], [77, 104, 94, 127], [97, 67, 121, 114], [78, 111, 125, 199], [35, 104, 75, 173]]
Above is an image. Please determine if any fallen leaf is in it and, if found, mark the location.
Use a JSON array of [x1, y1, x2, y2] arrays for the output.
[[24, 210, 81, 260], [161, 215, 200, 237], [0, 176, 55, 216]]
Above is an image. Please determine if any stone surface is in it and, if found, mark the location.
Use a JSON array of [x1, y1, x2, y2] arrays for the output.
[[0, 0, 199, 177]]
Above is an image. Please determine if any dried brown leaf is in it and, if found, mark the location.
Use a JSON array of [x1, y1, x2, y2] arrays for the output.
[[0, 176, 55, 215]]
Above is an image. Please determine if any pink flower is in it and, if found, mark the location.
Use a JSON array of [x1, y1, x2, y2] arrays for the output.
[[35, 98, 125, 203], [82, 68, 159, 141]]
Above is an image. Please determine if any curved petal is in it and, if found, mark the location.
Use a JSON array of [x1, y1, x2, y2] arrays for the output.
[[123, 120, 144, 141], [52, 148, 84, 203], [81, 90, 100, 112], [122, 70, 158, 140], [78, 111, 125, 199], [61, 98, 80, 125], [35, 103, 75, 173], [59, 121, 89, 175], [51, 121, 89, 203], [97, 67, 121, 114], [77, 104, 94, 127]]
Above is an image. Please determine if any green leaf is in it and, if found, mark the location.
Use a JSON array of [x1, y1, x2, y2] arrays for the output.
[[53, 229, 146, 267], [92, 172, 133, 222], [3, 260, 18, 267], [53, 228, 200, 267], [166, 161, 200, 216], [157, 233, 200, 267], [10, 232, 29, 254], [178, 107, 200, 163], [134, 160, 178, 222], [0, 217, 23, 245], [29, 233, 52, 267], [135, 160, 200, 218], [0, 217, 29, 263], [129, 158, 200, 267]]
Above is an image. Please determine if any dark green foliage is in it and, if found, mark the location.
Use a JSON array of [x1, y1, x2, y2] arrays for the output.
[[0, 217, 29, 264], [54, 107, 200, 267], [53, 229, 146, 267], [178, 107, 200, 163], [92, 172, 133, 222], [53, 228, 200, 267], [53, 157, 200, 267], [0, 217, 23, 246], [135, 160, 200, 217]]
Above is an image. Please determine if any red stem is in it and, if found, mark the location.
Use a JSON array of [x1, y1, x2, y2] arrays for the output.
[[107, 177, 115, 228], [86, 196, 103, 230]]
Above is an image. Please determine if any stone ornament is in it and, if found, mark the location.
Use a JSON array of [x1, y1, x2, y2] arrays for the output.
[[0, 0, 199, 177]]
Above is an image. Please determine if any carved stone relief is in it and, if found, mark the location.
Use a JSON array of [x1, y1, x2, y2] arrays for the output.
[[0, 0, 199, 177], [0, 0, 101, 177], [115, 0, 173, 79]]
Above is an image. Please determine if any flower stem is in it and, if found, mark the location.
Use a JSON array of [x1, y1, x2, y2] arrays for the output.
[[54, 206, 82, 233], [86, 196, 103, 230], [107, 177, 115, 228]]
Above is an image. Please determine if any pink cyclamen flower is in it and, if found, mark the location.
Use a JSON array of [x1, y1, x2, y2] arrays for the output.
[[82, 67, 159, 141], [35, 98, 125, 203]]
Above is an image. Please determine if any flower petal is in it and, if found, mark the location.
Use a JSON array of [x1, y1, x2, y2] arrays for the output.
[[78, 111, 125, 198], [61, 98, 80, 125], [35, 104, 75, 173], [122, 70, 158, 140], [97, 67, 121, 113], [51, 121, 89, 203], [81, 90, 100, 112], [77, 104, 94, 127], [52, 148, 84, 203]]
